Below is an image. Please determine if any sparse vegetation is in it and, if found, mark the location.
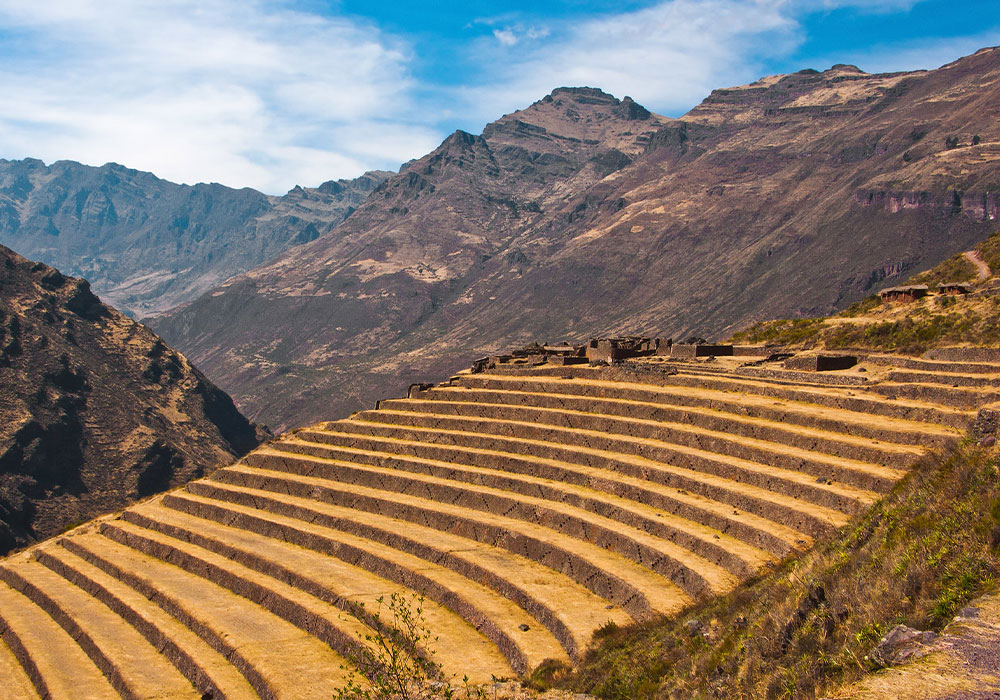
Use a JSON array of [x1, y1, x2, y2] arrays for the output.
[[909, 253, 977, 287], [839, 295, 880, 317], [825, 307, 1000, 353], [730, 318, 825, 346], [563, 441, 1000, 700], [976, 231, 1000, 274], [334, 592, 487, 700]]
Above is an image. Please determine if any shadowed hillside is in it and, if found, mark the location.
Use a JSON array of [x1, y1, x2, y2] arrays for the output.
[[0, 244, 262, 554]]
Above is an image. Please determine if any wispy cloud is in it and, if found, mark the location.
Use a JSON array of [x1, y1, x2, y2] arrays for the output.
[[813, 30, 1000, 73], [458, 0, 802, 123], [493, 29, 519, 47], [0, 0, 443, 193]]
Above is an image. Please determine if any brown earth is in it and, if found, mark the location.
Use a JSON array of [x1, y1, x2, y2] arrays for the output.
[[153, 47, 1000, 430], [0, 244, 261, 555]]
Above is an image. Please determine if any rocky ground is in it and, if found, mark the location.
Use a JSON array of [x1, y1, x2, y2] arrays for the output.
[[833, 593, 1000, 699]]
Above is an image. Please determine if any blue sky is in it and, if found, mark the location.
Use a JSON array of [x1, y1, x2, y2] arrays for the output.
[[0, 0, 997, 193]]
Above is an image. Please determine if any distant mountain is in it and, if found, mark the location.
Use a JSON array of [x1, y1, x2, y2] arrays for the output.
[[0, 244, 262, 554], [0, 159, 391, 317], [157, 48, 1000, 428]]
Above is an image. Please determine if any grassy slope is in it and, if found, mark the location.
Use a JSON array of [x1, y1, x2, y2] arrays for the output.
[[730, 232, 1000, 353], [549, 441, 1000, 700]]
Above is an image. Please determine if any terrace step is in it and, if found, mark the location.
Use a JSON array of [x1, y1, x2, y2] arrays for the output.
[[276, 434, 776, 577], [240, 447, 738, 599], [353, 406, 904, 499], [324, 418, 860, 536], [37, 537, 280, 700], [0, 638, 37, 700], [0, 580, 117, 700], [292, 428, 804, 558], [870, 382, 1000, 409], [123, 497, 518, 679], [96, 518, 395, 676], [62, 531, 351, 700], [667, 364, 868, 388], [0, 560, 201, 700], [167, 483, 631, 660], [658, 372, 972, 428], [887, 370, 1000, 388], [162, 491, 576, 668], [865, 354, 1000, 375], [381, 394, 919, 472], [452, 374, 959, 447], [201, 464, 692, 619]]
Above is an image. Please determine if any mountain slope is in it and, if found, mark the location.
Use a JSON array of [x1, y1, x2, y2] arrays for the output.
[[0, 159, 390, 317], [154, 48, 1000, 429], [0, 244, 261, 554]]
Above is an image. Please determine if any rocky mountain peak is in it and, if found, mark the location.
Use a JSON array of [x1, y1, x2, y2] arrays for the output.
[[484, 87, 667, 157]]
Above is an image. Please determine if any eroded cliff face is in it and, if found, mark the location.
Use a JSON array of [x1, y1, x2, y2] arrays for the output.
[[151, 47, 1000, 429], [0, 244, 261, 554], [0, 161, 391, 317], [856, 189, 1000, 221]]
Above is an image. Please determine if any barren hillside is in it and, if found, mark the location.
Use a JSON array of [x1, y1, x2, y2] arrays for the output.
[[0, 160, 390, 317]]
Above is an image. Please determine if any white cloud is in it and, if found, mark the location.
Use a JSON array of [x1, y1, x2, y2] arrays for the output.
[[458, 0, 802, 123], [0, 0, 443, 193], [493, 29, 518, 47], [812, 30, 1000, 74], [491, 24, 552, 47]]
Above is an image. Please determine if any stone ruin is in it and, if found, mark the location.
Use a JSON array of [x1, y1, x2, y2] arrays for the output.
[[784, 354, 858, 372], [938, 281, 973, 295], [878, 285, 929, 303], [471, 336, 762, 372]]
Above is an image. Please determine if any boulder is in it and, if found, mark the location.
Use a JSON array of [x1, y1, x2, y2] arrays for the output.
[[868, 624, 937, 667]]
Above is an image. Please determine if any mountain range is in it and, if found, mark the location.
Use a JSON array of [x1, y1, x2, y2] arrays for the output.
[[3, 47, 1000, 430], [155, 47, 1000, 429], [0, 159, 389, 318]]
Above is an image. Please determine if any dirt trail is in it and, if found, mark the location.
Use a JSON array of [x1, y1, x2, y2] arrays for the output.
[[963, 250, 992, 281]]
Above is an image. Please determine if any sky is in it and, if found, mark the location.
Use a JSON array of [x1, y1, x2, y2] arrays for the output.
[[0, 0, 997, 194]]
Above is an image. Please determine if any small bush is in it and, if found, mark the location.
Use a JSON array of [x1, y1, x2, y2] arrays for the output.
[[334, 592, 482, 700]]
